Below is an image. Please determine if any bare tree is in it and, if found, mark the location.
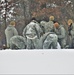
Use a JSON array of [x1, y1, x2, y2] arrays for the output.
[[23, 0, 31, 25]]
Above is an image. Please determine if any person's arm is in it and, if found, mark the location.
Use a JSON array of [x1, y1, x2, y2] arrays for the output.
[[23, 27, 27, 38], [13, 28, 18, 35], [35, 23, 43, 38], [58, 27, 65, 39], [68, 25, 72, 36]]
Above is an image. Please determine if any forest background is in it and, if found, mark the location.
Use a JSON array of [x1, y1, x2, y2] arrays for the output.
[[0, 0, 74, 48]]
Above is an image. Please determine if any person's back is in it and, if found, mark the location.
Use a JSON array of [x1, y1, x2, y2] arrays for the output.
[[10, 36, 26, 49], [23, 20, 43, 38], [23, 18, 43, 49], [45, 21, 54, 33], [39, 32, 58, 49], [44, 16, 54, 33], [5, 21, 18, 48]]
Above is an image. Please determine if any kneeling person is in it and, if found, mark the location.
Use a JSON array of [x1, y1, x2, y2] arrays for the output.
[[40, 32, 58, 49], [10, 36, 26, 49]]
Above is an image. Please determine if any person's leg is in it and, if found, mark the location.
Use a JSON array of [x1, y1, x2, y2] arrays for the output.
[[10, 43, 17, 49], [43, 39, 52, 49], [61, 39, 66, 49], [52, 41, 57, 49], [26, 39, 32, 49], [70, 38, 74, 49]]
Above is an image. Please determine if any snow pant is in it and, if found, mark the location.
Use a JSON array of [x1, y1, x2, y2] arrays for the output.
[[26, 38, 40, 49], [58, 39, 66, 49]]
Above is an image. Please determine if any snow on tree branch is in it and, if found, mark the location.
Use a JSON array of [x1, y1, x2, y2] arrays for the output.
[[0, 0, 20, 22]]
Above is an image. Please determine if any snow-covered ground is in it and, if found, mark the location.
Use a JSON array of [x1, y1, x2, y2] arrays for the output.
[[0, 49, 74, 74]]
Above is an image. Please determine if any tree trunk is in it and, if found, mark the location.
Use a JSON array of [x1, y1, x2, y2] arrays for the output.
[[23, 0, 31, 25]]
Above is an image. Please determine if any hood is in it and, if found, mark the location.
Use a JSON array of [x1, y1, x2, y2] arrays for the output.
[[6, 25, 14, 31]]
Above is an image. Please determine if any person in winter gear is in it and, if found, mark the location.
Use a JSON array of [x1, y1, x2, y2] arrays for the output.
[[23, 18, 43, 49], [68, 19, 74, 36], [40, 21, 47, 34], [5, 21, 18, 48], [54, 22, 66, 49], [40, 16, 55, 34], [39, 32, 58, 49], [10, 35, 26, 49], [44, 16, 54, 33], [68, 19, 74, 48]]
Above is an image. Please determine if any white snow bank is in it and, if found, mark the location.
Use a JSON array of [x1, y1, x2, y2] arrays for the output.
[[0, 49, 74, 74]]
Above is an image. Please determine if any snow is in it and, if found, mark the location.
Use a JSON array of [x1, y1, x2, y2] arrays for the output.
[[71, 4, 73, 8], [11, 7, 15, 10], [67, 0, 72, 4], [66, 0, 72, 5], [0, 50, 74, 74], [0, 0, 16, 22], [7, 0, 11, 2], [9, 10, 14, 13], [46, 3, 58, 8], [2, 11, 5, 15], [1, 9, 5, 13], [16, 3, 19, 6], [46, 0, 73, 9], [1, 0, 5, 2], [57, 42, 61, 49], [51, 3, 58, 7]]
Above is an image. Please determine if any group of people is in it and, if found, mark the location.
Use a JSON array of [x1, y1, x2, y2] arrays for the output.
[[5, 16, 74, 49]]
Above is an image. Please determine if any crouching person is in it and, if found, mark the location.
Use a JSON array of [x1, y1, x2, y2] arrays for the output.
[[40, 32, 59, 49], [54, 22, 66, 49], [9, 36, 26, 49]]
